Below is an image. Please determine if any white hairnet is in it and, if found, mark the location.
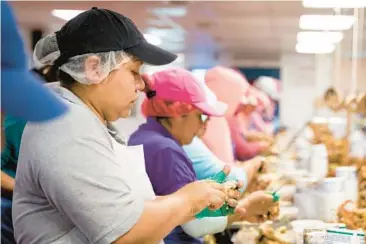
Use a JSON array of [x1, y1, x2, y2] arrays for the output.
[[33, 34, 132, 85], [254, 76, 280, 101]]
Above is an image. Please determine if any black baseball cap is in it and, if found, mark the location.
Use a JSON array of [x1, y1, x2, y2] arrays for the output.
[[54, 7, 177, 66]]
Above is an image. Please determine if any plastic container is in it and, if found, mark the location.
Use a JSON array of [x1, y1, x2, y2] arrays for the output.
[[336, 166, 358, 202], [292, 220, 325, 244], [314, 191, 346, 222], [320, 177, 345, 193], [294, 191, 319, 219], [296, 177, 319, 191], [291, 220, 325, 230], [304, 229, 326, 244], [324, 223, 346, 229], [336, 166, 357, 179], [309, 144, 328, 179], [294, 179, 319, 219], [325, 228, 365, 244]]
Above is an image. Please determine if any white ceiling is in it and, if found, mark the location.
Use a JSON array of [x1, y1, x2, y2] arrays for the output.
[[9, 1, 366, 66]]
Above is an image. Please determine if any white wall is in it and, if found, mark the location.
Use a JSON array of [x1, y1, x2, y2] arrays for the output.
[[314, 54, 334, 97], [336, 57, 366, 94], [280, 54, 316, 129], [280, 53, 334, 129]]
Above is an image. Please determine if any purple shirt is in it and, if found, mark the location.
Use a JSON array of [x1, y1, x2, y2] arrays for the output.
[[129, 118, 201, 244]]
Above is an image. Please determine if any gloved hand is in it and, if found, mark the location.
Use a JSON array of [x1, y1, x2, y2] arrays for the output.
[[196, 166, 244, 218]]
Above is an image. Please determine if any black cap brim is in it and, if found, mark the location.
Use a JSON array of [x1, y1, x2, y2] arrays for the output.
[[124, 41, 177, 66]]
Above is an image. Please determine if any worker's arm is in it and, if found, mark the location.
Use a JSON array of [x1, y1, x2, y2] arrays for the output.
[[113, 195, 193, 244], [1, 171, 15, 192]]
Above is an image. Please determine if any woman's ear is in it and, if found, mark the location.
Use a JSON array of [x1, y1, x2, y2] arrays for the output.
[[84, 56, 103, 83]]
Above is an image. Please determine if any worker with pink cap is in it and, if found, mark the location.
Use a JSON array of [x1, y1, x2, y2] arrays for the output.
[[129, 68, 277, 243], [228, 89, 272, 161]]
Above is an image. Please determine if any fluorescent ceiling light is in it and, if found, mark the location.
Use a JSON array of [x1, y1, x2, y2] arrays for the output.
[[299, 15, 355, 31], [52, 9, 84, 21], [296, 42, 335, 54], [303, 0, 366, 8], [152, 7, 187, 17], [143, 34, 162, 46], [297, 31, 344, 43]]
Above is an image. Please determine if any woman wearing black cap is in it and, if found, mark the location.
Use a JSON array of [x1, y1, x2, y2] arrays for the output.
[[12, 7, 241, 244]]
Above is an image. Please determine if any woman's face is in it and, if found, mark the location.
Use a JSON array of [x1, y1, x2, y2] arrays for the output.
[[264, 101, 275, 120], [196, 117, 210, 138], [169, 109, 205, 145], [325, 94, 339, 110], [237, 104, 256, 115], [97, 59, 145, 121]]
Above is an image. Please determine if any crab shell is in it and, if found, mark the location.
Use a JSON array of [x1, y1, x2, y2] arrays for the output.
[[223, 180, 238, 191]]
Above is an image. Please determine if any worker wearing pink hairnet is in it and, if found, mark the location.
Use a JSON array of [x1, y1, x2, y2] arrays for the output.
[[253, 76, 281, 134], [201, 66, 248, 164], [250, 87, 274, 135], [202, 67, 269, 161], [228, 93, 272, 161]]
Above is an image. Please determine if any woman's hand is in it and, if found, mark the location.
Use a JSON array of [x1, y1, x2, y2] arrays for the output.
[[1, 171, 15, 192], [175, 180, 226, 216], [234, 191, 279, 222], [246, 174, 273, 193], [240, 156, 264, 173], [259, 141, 272, 153], [223, 180, 244, 208], [240, 156, 265, 184]]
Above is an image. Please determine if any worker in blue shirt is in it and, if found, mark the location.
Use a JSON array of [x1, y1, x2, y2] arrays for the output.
[[1, 2, 68, 243]]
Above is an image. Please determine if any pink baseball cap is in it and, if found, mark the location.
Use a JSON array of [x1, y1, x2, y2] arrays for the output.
[[148, 68, 226, 116]]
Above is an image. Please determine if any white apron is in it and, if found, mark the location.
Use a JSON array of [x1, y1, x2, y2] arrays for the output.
[[111, 138, 165, 244], [55, 139, 163, 244], [112, 138, 156, 200]]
